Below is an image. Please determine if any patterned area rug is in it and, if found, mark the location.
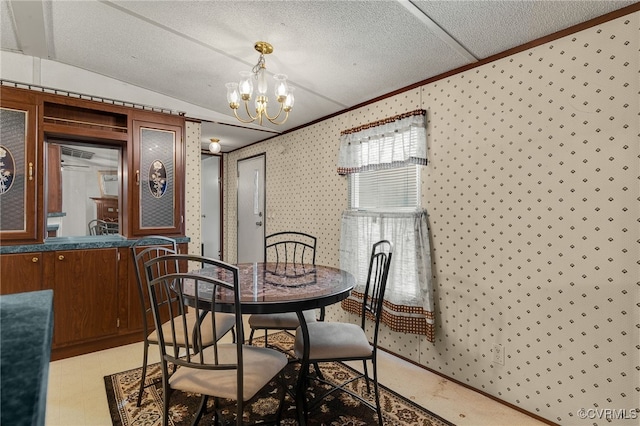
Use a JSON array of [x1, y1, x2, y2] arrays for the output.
[[104, 331, 454, 425]]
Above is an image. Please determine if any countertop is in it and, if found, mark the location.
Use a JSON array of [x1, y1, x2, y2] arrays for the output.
[[0, 235, 191, 254]]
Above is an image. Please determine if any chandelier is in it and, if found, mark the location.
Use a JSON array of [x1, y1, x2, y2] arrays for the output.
[[225, 41, 294, 126]]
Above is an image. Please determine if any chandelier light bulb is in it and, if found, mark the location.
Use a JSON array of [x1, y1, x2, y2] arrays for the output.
[[283, 86, 295, 112], [273, 74, 289, 103], [226, 83, 240, 109]]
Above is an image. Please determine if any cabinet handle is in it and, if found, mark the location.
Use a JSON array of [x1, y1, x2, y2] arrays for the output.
[[58, 255, 65, 261], [32, 257, 39, 263], [28, 162, 33, 181], [136, 170, 140, 185]]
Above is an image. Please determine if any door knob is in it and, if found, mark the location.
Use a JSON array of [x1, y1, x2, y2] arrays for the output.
[[256, 221, 263, 226], [58, 255, 65, 261]]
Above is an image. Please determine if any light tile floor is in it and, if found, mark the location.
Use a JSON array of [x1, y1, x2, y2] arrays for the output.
[[45, 321, 546, 426]]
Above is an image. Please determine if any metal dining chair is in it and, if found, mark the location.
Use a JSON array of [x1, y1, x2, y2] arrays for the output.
[[130, 236, 235, 407], [87, 219, 108, 235], [144, 254, 288, 426], [293, 240, 393, 426], [247, 231, 322, 346]]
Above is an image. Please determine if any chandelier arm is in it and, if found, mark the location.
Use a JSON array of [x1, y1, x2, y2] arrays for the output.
[[232, 107, 259, 124], [266, 110, 289, 126], [243, 101, 259, 120], [262, 102, 284, 122]]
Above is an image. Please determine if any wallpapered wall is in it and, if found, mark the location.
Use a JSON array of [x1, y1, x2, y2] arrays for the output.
[[186, 13, 639, 425]]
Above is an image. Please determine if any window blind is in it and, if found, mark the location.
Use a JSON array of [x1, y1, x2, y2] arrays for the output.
[[348, 164, 420, 211]]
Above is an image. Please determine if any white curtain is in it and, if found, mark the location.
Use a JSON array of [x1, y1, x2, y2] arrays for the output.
[[340, 210, 435, 340], [337, 110, 427, 175]]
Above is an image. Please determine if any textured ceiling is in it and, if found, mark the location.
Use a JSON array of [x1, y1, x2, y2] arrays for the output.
[[1, 0, 636, 151]]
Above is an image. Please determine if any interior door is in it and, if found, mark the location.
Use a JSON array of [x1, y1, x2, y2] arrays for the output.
[[237, 154, 265, 263], [201, 154, 221, 259]]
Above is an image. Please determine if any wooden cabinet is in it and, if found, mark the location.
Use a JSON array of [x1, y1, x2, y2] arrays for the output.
[[0, 86, 186, 243], [131, 117, 184, 237], [0, 240, 188, 359], [46, 143, 62, 213], [46, 249, 119, 346], [91, 197, 119, 222], [0, 89, 40, 243], [0, 253, 43, 295]]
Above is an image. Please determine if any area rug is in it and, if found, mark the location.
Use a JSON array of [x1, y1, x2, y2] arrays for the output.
[[105, 331, 454, 425]]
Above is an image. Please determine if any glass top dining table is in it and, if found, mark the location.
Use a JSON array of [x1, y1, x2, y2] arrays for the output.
[[182, 261, 355, 425], [184, 262, 355, 315]]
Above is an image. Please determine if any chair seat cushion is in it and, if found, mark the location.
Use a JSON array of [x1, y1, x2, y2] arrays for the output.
[[169, 344, 288, 401], [148, 311, 235, 347], [294, 322, 373, 360], [249, 310, 317, 329]]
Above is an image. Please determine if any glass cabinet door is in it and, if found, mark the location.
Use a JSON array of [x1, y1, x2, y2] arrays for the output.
[[0, 99, 39, 243], [131, 120, 184, 236]]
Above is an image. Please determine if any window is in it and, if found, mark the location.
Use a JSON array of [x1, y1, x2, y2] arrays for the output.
[[348, 164, 420, 211], [337, 110, 435, 341]]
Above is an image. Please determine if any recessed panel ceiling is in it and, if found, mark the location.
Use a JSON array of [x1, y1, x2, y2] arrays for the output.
[[1, 0, 635, 151], [0, 1, 20, 52], [412, 1, 636, 58]]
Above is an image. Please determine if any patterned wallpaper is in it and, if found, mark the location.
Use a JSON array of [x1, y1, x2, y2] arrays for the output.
[[188, 13, 639, 425], [184, 120, 201, 256]]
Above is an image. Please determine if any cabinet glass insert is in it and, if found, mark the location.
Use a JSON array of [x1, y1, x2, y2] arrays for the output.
[[139, 127, 175, 228], [0, 107, 28, 232]]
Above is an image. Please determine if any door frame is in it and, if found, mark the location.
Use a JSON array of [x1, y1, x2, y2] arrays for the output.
[[200, 152, 223, 259], [236, 153, 266, 263]]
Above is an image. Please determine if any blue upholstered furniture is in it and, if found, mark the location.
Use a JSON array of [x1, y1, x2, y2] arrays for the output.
[[0, 290, 54, 426]]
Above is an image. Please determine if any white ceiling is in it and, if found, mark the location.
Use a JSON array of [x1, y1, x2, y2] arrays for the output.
[[1, 0, 635, 152]]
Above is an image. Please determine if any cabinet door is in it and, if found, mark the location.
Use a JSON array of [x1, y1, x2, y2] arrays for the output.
[[131, 120, 184, 236], [51, 248, 119, 346], [0, 97, 39, 242], [0, 253, 43, 295]]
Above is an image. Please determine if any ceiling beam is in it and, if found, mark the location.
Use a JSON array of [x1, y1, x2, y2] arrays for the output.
[[397, 0, 478, 63], [9, 0, 49, 58]]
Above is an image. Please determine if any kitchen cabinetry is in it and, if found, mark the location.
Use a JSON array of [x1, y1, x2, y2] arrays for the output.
[[91, 197, 119, 222], [1, 240, 188, 360], [0, 86, 186, 244], [46, 143, 62, 213], [131, 118, 184, 236], [0, 90, 40, 243], [46, 249, 119, 346], [0, 253, 43, 295]]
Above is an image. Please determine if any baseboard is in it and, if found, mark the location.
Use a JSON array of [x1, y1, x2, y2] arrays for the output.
[[378, 346, 557, 426]]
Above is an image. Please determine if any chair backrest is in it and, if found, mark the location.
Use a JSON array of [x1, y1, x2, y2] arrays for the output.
[[131, 236, 178, 336], [143, 254, 243, 386], [88, 219, 108, 235], [264, 231, 317, 268], [360, 240, 393, 347]]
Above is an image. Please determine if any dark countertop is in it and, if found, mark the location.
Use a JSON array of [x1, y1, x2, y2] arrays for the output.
[[0, 235, 191, 254], [0, 290, 54, 426]]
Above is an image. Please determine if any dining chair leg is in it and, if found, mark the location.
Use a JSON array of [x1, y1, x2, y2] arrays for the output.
[[362, 360, 371, 394], [193, 395, 208, 425], [373, 359, 383, 426], [295, 360, 310, 426], [162, 384, 172, 426], [137, 341, 150, 406], [248, 328, 256, 345]]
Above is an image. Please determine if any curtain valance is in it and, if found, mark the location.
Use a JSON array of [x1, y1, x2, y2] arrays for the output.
[[337, 109, 427, 175]]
